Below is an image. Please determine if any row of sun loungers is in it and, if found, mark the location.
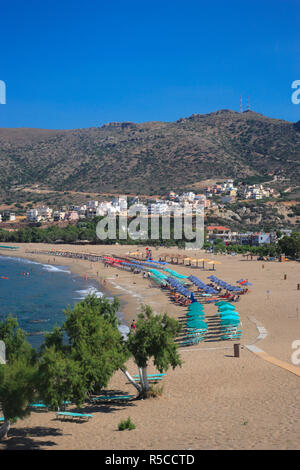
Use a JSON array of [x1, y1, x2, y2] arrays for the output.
[[215, 301, 242, 340], [26, 249, 103, 262], [178, 302, 208, 347], [209, 275, 244, 293], [25, 373, 166, 422]]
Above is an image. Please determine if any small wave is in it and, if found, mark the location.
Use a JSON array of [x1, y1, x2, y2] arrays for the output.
[[27, 331, 46, 336], [75, 286, 104, 299], [0, 255, 70, 274], [42, 264, 71, 273], [28, 319, 50, 324]]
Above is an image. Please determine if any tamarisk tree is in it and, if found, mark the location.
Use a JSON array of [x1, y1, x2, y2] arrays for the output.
[[37, 294, 130, 409], [0, 316, 38, 439], [126, 305, 182, 396]]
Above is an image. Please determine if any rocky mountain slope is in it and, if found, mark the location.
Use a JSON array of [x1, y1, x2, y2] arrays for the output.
[[0, 110, 299, 195]]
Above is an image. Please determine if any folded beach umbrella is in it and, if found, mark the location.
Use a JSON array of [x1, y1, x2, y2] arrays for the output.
[[186, 308, 205, 314], [220, 308, 239, 314], [219, 311, 239, 318], [186, 311, 205, 316], [220, 319, 240, 326], [186, 315, 205, 321], [219, 309, 239, 315], [188, 302, 204, 309], [218, 304, 236, 311], [219, 313, 240, 320], [164, 268, 188, 279], [187, 315, 205, 320], [187, 316, 207, 323], [187, 306, 205, 313], [188, 309, 204, 315], [187, 320, 208, 329], [219, 312, 239, 318]]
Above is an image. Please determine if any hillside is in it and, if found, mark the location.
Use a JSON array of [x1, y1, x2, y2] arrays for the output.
[[0, 110, 299, 196]]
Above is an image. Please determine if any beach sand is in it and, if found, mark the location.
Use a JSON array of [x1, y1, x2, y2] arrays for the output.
[[0, 243, 299, 450]]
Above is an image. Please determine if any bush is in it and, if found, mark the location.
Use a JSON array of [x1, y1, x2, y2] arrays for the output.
[[118, 417, 136, 431], [147, 384, 164, 398]]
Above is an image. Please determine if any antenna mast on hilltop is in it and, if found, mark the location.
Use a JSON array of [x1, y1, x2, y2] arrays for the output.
[[240, 96, 243, 113], [247, 96, 250, 111]]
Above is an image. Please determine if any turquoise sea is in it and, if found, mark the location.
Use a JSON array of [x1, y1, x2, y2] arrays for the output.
[[0, 256, 129, 350]]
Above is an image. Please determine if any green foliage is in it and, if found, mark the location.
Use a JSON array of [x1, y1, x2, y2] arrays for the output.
[[0, 360, 38, 422], [37, 294, 130, 408], [37, 346, 85, 409], [148, 384, 164, 398], [278, 232, 300, 257], [0, 316, 38, 424], [0, 314, 37, 365], [127, 305, 182, 372], [118, 417, 136, 431]]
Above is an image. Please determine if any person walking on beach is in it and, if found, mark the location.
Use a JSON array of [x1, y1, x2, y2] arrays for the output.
[[130, 320, 136, 333]]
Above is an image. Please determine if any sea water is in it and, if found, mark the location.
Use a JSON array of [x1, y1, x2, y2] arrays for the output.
[[0, 256, 129, 350]]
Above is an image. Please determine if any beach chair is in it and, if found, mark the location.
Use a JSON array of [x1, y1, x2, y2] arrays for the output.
[[221, 331, 242, 340], [28, 403, 48, 411], [180, 335, 204, 346], [56, 412, 93, 421], [135, 377, 164, 383], [91, 395, 134, 402], [133, 374, 166, 378]]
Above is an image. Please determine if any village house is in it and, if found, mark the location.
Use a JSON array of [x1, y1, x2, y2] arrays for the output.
[[53, 211, 66, 221], [206, 225, 232, 242], [64, 210, 79, 222]]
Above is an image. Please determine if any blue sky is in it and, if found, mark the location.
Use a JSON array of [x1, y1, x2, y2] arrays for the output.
[[0, 0, 299, 128]]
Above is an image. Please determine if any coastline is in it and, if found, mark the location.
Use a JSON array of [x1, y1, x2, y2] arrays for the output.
[[0, 243, 145, 330]]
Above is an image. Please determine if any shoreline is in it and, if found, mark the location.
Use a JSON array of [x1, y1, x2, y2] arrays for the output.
[[0, 245, 144, 330]]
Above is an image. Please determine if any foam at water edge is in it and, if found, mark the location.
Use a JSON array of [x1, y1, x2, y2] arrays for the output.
[[75, 286, 104, 299], [42, 264, 71, 273], [0, 256, 71, 273]]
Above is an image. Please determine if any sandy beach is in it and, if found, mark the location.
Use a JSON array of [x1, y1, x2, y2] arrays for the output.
[[0, 242, 300, 450]]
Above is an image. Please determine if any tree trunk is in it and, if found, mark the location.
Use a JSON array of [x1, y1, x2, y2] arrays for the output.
[[120, 368, 141, 393], [142, 367, 150, 392], [0, 419, 10, 440], [138, 367, 144, 389]]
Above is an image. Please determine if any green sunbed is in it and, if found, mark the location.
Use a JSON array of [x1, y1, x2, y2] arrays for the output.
[[28, 403, 48, 410], [91, 395, 134, 401], [133, 374, 166, 378]]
